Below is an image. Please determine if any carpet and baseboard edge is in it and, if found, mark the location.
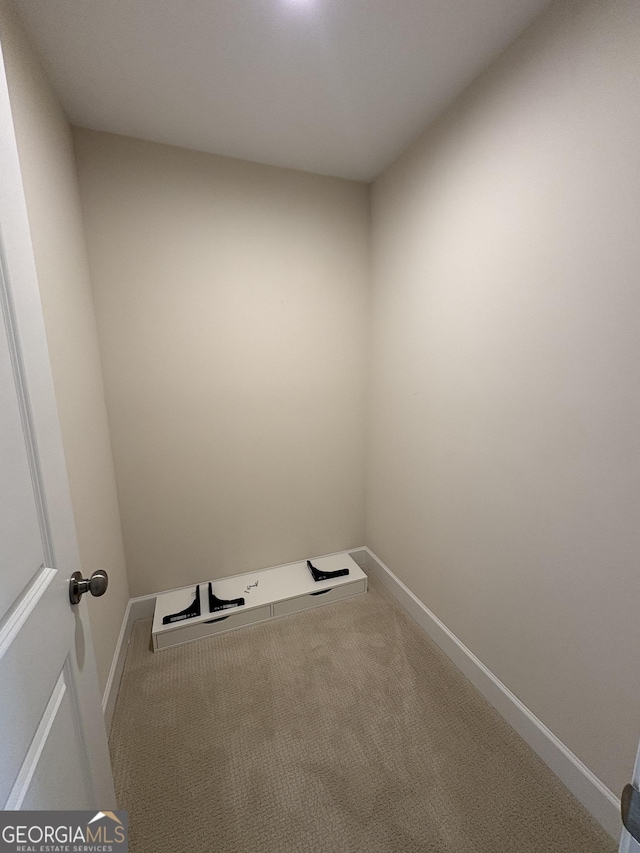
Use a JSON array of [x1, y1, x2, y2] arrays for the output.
[[348, 547, 620, 841], [102, 593, 155, 730], [103, 545, 621, 840]]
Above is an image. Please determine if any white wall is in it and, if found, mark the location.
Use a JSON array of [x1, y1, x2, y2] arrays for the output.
[[73, 129, 370, 598], [0, 1, 130, 695], [367, 0, 640, 796]]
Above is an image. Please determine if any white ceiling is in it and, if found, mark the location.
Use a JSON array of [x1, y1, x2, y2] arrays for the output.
[[11, 0, 551, 181]]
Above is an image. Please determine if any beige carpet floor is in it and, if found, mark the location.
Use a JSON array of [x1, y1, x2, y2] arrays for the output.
[[109, 577, 616, 853]]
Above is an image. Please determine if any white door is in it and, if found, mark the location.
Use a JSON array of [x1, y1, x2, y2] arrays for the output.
[[620, 743, 640, 852], [0, 41, 115, 810]]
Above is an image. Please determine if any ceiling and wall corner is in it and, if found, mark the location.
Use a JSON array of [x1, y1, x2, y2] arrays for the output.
[[9, 0, 552, 181]]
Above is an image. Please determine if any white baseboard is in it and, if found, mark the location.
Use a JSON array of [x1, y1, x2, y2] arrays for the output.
[[355, 547, 621, 841], [102, 593, 155, 731]]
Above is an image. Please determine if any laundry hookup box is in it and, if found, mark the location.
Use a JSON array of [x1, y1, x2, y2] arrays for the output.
[[152, 551, 367, 650]]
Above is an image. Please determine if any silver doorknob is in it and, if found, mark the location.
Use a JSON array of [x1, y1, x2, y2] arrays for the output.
[[69, 569, 109, 605]]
